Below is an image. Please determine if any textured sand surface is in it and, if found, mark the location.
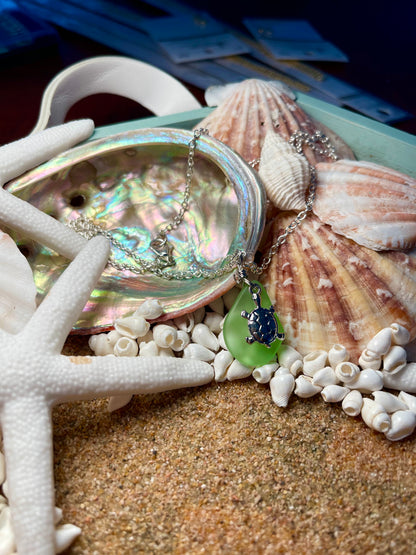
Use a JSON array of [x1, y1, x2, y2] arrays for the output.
[[57, 336, 416, 554]]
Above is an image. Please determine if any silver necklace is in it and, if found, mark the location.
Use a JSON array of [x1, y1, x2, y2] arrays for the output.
[[68, 128, 337, 282]]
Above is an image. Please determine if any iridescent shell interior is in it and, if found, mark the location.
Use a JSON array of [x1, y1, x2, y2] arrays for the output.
[[6, 128, 265, 332]]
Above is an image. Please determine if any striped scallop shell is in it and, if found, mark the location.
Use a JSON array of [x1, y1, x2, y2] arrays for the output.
[[261, 212, 416, 361], [196, 79, 355, 166], [313, 160, 416, 251], [259, 131, 310, 211]]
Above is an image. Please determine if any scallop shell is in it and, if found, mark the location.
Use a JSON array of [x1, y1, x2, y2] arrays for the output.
[[262, 212, 416, 361], [259, 131, 310, 211], [196, 79, 355, 166], [313, 159, 416, 251], [5, 128, 265, 333], [0, 229, 37, 334]]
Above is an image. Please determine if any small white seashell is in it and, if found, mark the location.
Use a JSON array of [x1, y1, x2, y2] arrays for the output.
[[390, 323, 410, 346], [55, 523, 82, 554], [382, 345, 407, 374], [88, 333, 114, 356], [107, 329, 123, 345], [274, 366, 290, 376], [372, 391, 407, 413], [349, 368, 384, 393], [294, 375, 322, 398], [335, 361, 361, 384], [0, 452, 5, 486], [358, 349, 382, 370], [107, 394, 133, 412], [0, 505, 16, 554], [384, 410, 416, 441], [342, 390, 363, 417], [303, 350, 328, 377], [226, 359, 253, 381], [259, 131, 311, 212], [381, 362, 416, 393], [183, 343, 215, 362], [312, 366, 339, 387], [158, 346, 175, 357], [366, 327, 392, 356], [328, 344, 349, 367], [270, 372, 295, 407], [139, 340, 160, 357], [54, 507, 63, 524], [398, 391, 416, 412], [173, 313, 194, 332], [191, 323, 219, 352], [133, 298, 164, 320], [203, 312, 224, 334], [222, 287, 240, 310], [208, 296, 224, 315], [153, 324, 178, 348], [218, 329, 227, 350], [252, 362, 279, 384], [361, 398, 391, 433], [171, 330, 190, 352], [277, 344, 303, 374], [213, 350, 234, 382], [114, 315, 150, 339], [193, 306, 206, 324], [114, 336, 139, 357], [321, 384, 349, 403]]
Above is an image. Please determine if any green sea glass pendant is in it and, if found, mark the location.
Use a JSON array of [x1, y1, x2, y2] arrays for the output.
[[223, 281, 285, 368]]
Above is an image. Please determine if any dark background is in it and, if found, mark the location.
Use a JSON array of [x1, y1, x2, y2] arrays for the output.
[[1, 0, 415, 145]]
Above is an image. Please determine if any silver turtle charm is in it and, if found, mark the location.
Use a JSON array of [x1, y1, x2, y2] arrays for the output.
[[241, 283, 285, 347]]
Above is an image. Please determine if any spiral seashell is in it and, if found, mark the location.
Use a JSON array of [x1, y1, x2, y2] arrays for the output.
[[342, 390, 363, 417], [0, 505, 16, 554], [259, 131, 310, 212], [390, 323, 411, 346], [348, 368, 384, 393], [203, 312, 224, 334], [303, 350, 328, 377], [270, 372, 295, 407], [366, 327, 393, 356], [358, 349, 382, 370], [197, 79, 355, 166], [158, 346, 175, 357], [171, 330, 190, 352], [262, 212, 416, 360], [139, 340, 160, 357], [277, 344, 303, 375], [55, 523, 82, 553], [328, 344, 349, 368], [152, 324, 178, 348], [252, 362, 279, 384], [372, 391, 407, 413], [114, 315, 150, 339], [133, 298, 164, 320], [312, 366, 339, 387], [191, 323, 220, 352], [383, 345, 407, 374], [114, 336, 139, 357], [313, 159, 416, 251], [334, 361, 361, 384], [381, 362, 416, 393], [294, 375, 322, 398], [213, 350, 234, 382], [208, 297, 224, 315], [173, 313, 195, 332], [226, 359, 253, 381], [321, 384, 349, 403], [218, 330, 227, 350], [384, 410, 416, 441], [193, 306, 206, 325], [107, 394, 133, 412], [361, 398, 391, 433], [183, 343, 215, 362], [88, 333, 114, 356], [398, 391, 416, 412]]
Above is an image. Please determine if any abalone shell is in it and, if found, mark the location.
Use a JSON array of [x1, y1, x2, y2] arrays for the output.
[[6, 128, 265, 332]]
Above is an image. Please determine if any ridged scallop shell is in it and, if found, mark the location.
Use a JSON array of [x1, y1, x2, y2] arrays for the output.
[[259, 131, 310, 211], [0, 229, 37, 334], [196, 79, 355, 166], [262, 212, 416, 361], [313, 159, 416, 251]]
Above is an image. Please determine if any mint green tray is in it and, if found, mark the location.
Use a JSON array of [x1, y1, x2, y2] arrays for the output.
[[92, 92, 416, 177]]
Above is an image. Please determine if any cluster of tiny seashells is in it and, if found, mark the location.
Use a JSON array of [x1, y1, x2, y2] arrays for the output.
[[90, 292, 416, 442]]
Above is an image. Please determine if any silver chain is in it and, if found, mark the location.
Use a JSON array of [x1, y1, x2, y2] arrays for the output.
[[68, 128, 337, 281]]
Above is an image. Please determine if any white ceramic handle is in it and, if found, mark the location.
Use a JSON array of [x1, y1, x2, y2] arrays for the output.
[[32, 55, 202, 133]]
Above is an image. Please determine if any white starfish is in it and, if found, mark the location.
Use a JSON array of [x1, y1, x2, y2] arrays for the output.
[[0, 124, 214, 554]]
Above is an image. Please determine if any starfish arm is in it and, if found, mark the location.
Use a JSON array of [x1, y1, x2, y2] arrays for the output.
[[49, 354, 214, 401], [23, 236, 110, 353], [0, 397, 56, 555]]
